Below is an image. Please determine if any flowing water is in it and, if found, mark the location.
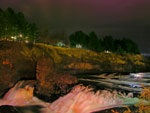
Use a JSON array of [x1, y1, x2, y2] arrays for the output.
[[78, 72, 150, 95], [0, 73, 149, 113]]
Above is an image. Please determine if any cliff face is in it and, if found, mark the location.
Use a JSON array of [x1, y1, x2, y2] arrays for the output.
[[0, 41, 149, 97]]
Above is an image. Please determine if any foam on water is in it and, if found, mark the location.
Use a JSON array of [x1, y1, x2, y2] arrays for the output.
[[0, 81, 139, 113]]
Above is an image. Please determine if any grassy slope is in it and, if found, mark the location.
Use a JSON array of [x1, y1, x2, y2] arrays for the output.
[[0, 40, 149, 74], [35, 43, 149, 73]]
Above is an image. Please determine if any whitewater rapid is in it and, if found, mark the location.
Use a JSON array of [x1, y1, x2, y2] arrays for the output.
[[0, 81, 139, 113]]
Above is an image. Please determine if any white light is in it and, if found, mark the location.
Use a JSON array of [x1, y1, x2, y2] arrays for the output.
[[19, 34, 23, 37], [104, 50, 111, 53], [11, 36, 14, 39], [25, 40, 29, 43], [130, 73, 145, 78], [11, 36, 17, 40]]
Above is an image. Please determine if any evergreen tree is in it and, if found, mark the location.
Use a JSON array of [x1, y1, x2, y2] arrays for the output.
[[69, 31, 89, 48], [102, 36, 115, 52], [0, 8, 38, 42], [121, 38, 139, 54], [114, 39, 124, 53], [69, 31, 139, 54], [88, 32, 103, 52]]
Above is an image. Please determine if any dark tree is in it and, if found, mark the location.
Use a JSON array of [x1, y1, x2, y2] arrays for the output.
[[121, 38, 139, 54], [114, 39, 124, 53], [0, 8, 38, 42], [69, 31, 139, 54], [102, 36, 115, 52], [88, 32, 103, 52], [69, 31, 89, 48]]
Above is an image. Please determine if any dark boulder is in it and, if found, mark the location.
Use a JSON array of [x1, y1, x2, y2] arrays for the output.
[[0, 106, 18, 113], [0, 105, 43, 113]]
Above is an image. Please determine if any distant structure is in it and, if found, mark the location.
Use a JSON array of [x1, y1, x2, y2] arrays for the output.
[[76, 44, 82, 48], [56, 41, 66, 47], [104, 50, 111, 53]]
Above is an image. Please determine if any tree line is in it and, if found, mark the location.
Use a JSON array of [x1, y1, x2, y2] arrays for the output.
[[0, 8, 38, 42], [69, 31, 140, 54], [0, 8, 140, 54]]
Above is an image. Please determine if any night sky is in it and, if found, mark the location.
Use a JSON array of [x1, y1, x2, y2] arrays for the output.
[[0, 0, 150, 53]]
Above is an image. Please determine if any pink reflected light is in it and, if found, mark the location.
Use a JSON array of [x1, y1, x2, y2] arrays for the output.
[[0, 81, 124, 113]]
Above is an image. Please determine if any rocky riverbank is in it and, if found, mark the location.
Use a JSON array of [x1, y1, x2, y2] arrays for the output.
[[0, 40, 149, 100]]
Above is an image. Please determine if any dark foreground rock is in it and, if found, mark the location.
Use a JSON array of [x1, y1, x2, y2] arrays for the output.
[[0, 105, 43, 113], [0, 106, 18, 113]]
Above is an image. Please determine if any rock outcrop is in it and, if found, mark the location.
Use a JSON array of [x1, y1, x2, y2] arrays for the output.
[[36, 58, 77, 98]]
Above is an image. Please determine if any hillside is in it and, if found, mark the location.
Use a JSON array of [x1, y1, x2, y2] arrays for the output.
[[35, 43, 149, 74]]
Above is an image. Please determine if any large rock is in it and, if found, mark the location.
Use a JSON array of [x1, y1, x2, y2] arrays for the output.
[[0, 41, 35, 97], [36, 58, 77, 98], [36, 58, 55, 95]]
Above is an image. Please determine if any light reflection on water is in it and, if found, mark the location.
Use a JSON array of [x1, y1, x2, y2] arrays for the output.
[[130, 73, 150, 78], [0, 81, 134, 113], [1, 72, 148, 113], [79, 72, 150, 94]]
